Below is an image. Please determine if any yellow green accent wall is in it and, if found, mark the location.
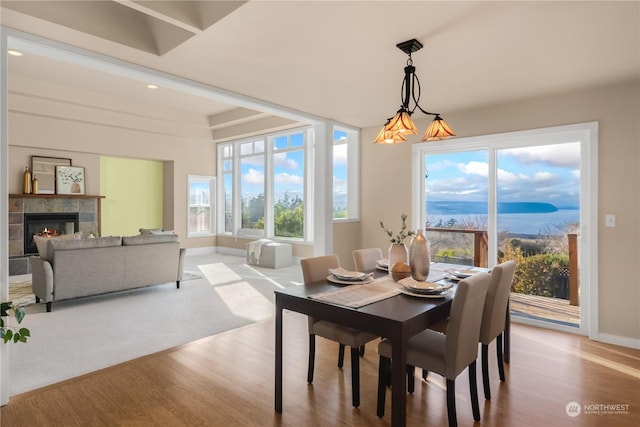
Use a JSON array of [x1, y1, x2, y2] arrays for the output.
[[100, 157, 163, 236]]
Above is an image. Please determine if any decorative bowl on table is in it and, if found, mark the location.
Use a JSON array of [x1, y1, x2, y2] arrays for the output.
[[390, 262, 411, 282]]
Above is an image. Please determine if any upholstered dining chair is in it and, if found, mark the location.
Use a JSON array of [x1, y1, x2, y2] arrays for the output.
[[376, 272, 491, 427], [353, 247, 383, 273], [301, 255, 378, 407], [479, 260, 516, 400]]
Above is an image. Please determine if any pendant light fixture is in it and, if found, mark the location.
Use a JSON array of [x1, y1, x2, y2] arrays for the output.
[[374, 38, 455, 144]]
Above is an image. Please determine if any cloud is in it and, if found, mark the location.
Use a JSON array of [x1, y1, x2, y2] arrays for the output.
[[274, 152, 299, 169], [243, 168, 264, 185], [275, 172, 303, 185], [333, 144, 348, 166], [502, 143, 580, 168], [458, 161, 488, 177]]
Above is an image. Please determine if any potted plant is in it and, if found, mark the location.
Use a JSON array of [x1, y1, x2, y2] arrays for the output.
[[1, 302, 30, 344]]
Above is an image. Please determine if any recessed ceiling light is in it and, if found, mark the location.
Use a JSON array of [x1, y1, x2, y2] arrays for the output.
[[8, 50, 23, 57], [146, 84, 158, 89]]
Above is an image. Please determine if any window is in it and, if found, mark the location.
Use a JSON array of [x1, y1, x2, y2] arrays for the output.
[[333, 126, 359, 220], [218, 128, 308, 240], [187, 175, 215, 237]]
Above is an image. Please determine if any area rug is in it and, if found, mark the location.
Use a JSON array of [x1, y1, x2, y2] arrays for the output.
[[7, 271, 203, 308], [7, 254, 301, 397], [8, 274, 35, 307]]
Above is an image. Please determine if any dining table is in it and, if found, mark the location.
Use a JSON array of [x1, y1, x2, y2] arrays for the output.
[[274, 262, 497, 427]]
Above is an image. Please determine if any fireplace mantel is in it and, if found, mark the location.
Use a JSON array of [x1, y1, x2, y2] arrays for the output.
[[10, 194, 105, 200]]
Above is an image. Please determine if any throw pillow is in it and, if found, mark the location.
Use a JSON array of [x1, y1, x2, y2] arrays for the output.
[[139, 228, 164, 235], [150, 229, 174, 235], [33, 232, 82, 262]]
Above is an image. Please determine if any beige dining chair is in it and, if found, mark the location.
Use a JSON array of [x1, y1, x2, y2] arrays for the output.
[[301, 254, 378, 408], [376, 272, 491, 427], [479, 260, 516, 400], [353, 247, 383, 272]]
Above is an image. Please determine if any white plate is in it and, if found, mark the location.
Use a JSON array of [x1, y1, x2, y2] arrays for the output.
[[327, 275, 374, 285], [376, 265, 388, 271], [444, 268, 479, 279], [398, 288, 450, 298], [398, 278, 448, 294]]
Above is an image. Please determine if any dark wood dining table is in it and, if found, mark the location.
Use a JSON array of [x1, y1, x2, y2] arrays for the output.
[[274, 267, 462, 427]]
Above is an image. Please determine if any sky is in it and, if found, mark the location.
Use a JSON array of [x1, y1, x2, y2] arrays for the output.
[[425, 142, 581, 209]]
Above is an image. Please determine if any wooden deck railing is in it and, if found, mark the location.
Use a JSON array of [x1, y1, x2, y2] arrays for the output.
[[426, 228, 579, 306]]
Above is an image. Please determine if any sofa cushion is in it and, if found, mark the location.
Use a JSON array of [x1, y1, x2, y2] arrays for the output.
[[33, 232, 82, 262], [48, 236, 122, 257], [149, 229, 175, 235], [122, 234, 179, 246]]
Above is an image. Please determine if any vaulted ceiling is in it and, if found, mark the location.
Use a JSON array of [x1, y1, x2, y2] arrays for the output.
[[2, 1, 639, 140]]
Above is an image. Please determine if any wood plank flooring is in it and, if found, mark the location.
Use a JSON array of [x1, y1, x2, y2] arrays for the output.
[[2, 311, 639, 426]]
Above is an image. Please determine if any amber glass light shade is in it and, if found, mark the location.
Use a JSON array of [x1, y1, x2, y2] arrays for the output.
[[374, 126, 407, 144], [384, 111, 418, 136], [422, 116, 455, 141]]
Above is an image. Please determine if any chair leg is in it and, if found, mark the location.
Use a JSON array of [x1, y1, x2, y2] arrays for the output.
[[469, 361, 481, 422], [446, 378, 457, 427], [351, 347, 360, 407], [359, 344, 365, 357], [497, 332, 506, 381], [407, 365, 415, 393], [307, 334, 315, 384], [338, 344, 345, 368], [377, 356, 389, 418], [482, 343, 491, 400]]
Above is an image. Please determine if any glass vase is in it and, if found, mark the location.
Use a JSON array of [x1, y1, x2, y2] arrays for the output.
[[409, 229, 430, 281], [388, 243, 408, 275]]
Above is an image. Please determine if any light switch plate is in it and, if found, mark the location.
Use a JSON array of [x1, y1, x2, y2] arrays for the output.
[[605, 214, 616, 227]]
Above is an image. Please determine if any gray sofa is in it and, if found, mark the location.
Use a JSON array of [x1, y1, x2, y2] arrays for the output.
[[30, 234, 186, 312]]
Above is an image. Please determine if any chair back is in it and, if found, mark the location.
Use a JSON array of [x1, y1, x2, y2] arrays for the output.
[[479, 260, 516, 344], [353, 248, 383, 272], [444, 272, 491, 378], [301, 254, 340, 285]]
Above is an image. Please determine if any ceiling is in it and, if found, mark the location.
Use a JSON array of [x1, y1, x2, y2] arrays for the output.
[[1, 1, 639, 136]]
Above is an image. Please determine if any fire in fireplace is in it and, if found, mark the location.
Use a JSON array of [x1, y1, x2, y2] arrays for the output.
[[23, 212, 80, 255]]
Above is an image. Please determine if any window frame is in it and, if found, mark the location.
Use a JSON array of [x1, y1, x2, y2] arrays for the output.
[[187, 175, 215, 238]]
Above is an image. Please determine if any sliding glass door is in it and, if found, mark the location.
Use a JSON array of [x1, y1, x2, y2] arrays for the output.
[[413, 123, 597, 335]]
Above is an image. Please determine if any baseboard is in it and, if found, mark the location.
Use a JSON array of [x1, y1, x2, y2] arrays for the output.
[[595, 332, 640, 350]]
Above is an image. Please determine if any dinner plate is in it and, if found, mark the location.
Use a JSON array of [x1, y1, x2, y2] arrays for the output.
[[444, 268, 480, 279], [376, 265, 388, 271], [398, 278, 451, 294], [328, 267, 368, 280], [327, 275, 374, 285], [398, 288, 450, 298]]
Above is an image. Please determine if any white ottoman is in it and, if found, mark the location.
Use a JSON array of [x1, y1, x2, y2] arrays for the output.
[[246, 240, 292, 269]]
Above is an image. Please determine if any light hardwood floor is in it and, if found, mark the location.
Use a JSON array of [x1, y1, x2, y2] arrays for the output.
[[2, 311, 639, 426]]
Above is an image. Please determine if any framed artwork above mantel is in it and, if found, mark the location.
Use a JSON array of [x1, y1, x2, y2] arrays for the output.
[[31, 156, 72, 194]]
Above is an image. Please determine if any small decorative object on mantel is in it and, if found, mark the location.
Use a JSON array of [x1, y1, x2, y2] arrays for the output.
[[409, 228, 430, 281], [56, 166, 85, 195], [32, 175, 39, 194], [380, 213, 415, 275], [23, 166, 32, 194]]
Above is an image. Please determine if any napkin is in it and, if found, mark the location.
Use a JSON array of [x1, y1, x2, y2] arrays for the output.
[[328, 267, 370, 281]]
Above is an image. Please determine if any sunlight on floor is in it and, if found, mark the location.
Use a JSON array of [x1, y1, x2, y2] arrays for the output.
[[198, 262, 243, 285], [516, 328, 640, 380], [198, 262, 274, 321]]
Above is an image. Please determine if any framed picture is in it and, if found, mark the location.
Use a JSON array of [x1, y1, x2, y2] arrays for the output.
[[55, 166, 85, 195], [31, 156, 72, 194]]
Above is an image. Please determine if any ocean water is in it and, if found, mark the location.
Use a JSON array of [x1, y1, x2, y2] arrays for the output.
[[427, 209, 580, 235]]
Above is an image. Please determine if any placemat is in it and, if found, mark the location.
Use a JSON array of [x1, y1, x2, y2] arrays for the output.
[[309, 276, 401, 308]]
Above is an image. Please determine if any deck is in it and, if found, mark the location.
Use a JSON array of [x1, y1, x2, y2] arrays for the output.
[[510, 292, 580, 326]]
